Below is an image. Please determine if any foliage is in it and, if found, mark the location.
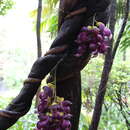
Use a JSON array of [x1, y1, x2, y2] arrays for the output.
[[1, 50, 130, 130], [30, 0, 129, 38], [78, 108, 91, 130], [80, 54, 130, 130], [99, 105, 128, 130], [119, 21, 130, 51], [81, 56, 104, 110], [79, 105, 128, 130], [116, 0, 126, 19], [0, 0, 14, 15], [0, 96, 13, 108], [30, 0, 58, 37], [0, 96, 37, 130], [8, 109, 37, 130]]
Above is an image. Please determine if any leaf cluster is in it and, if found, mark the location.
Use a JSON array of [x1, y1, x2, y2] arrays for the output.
[[81, 55, 130, 129], [0, 0, 14, 15], [30, 0, 58, 37], [119, 21, 130, 51]]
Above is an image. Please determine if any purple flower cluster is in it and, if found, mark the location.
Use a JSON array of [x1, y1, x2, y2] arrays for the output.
[[36, 85, 72, 130], [75, 22, 112, 57]]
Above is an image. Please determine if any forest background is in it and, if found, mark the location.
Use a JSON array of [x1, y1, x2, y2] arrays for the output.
[[0, 0, 130, 130]]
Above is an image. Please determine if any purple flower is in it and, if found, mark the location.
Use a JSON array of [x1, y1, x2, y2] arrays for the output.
[[64, 114, 72, 120], [52, 111, 63, 120], [39, 92, 47, 100], [97, 34, 103, 42], [89, 43, 97, 51], [98, 23, 105, 31], [36, 86, 72, 130], [38, 115, 49, 121], [37, 119, 49, 129], [61, 101, 72, 107], [49, 104, 62, 112], [103, 27, 111, 37], [86, 34, 95, 42], [77, 32, 88, 43], [62, 120, 71, 129], [74, 22, 112, 58], [63, 106, 71, 113], [98, 43, 108, 53], [81, 26, 88, 32], [43, 86, 53, 97], [92, 27, 100, 34], [38, 101, 48, 112], [109, 34, 113, 40]]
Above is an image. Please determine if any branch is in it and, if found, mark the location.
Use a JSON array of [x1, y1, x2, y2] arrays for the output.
[[36, 0, 42, 58], [111, 85, 130, 129]]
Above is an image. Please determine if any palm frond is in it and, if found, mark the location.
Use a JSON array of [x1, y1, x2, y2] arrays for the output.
[[119, 21, 130, 51]]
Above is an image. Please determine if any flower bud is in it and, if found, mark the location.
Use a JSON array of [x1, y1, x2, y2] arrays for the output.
[[43, 86, 53, 97], [103, 27, 111, 37], [37, 120, 49, 129], [61, 101, 72, 107], [89, 43, 97, 51], [63, 106, 71, 113], [81, 26, 88, 32], [64, 114, 72, 120], [62, 120, 71, 129], [78, 32, 88, 42], [97, 22, 105, 31], [97, 34, 103, 42]]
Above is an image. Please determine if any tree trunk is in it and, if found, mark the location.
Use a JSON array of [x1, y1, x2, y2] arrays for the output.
[[57, 72, 82, 130]]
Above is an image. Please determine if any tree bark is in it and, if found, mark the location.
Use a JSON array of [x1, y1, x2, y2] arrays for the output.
[[57, 73, 82, 130]]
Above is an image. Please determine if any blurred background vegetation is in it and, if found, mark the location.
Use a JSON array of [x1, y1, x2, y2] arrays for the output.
[[0, 0, 130, 129]]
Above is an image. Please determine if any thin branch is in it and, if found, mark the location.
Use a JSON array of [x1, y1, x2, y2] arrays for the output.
[[36, 0, 42, 58], [111, 86, 130, 129]]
